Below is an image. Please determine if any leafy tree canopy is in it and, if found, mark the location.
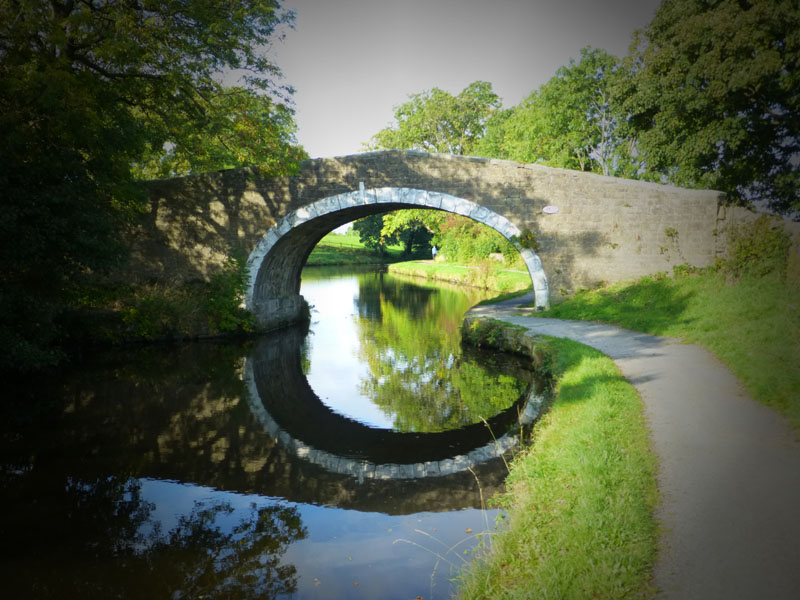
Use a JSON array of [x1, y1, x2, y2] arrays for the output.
[[380, 209, 444, 239], [367, 81, 501, 155], [380, 209, 441, 256], [476, 47, 638, 177], [0, 0, 305, 371], [352, 214, 390, 253], [352, 209, 442, 257], [621, 0, 800, 213], [432, 213, 518, 264], [135, 88, 306, 179]]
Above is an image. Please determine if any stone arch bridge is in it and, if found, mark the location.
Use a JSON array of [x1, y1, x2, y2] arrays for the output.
[[133, 150, 730, 331]]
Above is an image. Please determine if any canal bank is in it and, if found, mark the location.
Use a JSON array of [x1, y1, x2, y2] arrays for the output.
[[458, 313, 659, 599], [465, 296, 800, 599], [388, 260, 531, 294]]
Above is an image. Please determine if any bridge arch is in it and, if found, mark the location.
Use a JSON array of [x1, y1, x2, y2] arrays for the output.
[[245, 186, 549, 330]]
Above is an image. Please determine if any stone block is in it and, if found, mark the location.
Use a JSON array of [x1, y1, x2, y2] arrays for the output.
[[362, 188, 377, 204], [422, 460, 440, 476], [338, 191, 361, 209], [439, 193, 457, 212], [453, 198, 475, 217], [452, 454, 470, 472], [373, 187, 396, 204], [438, 458, 455, 475], [470, 205, 491, 223], [397, 464, 415, 479]]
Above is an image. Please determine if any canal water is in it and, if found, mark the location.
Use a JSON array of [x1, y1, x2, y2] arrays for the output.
[[1, 267, 543, 599]]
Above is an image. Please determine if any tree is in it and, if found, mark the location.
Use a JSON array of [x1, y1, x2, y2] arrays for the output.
[[477, 47, 638, 177], [367, 81, 501, 155], [353, 210, 442, 257], [135, 88, 306, 179], [381, 209, 443, 256], [432, 213, 518, 264], [352, 214, 391, 253], [0, 1, 305, 371], [472, 107, 514, 160], [620, 0, 800, 213]]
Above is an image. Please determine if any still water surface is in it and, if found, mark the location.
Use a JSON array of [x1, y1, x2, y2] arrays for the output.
[[1, 267, 540, 599]]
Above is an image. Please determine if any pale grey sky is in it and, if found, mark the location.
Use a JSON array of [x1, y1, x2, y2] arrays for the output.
[[272, 0, 662, 158]]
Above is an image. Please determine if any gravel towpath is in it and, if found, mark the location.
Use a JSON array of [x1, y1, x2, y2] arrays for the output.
[[469, 297, 800, 599]]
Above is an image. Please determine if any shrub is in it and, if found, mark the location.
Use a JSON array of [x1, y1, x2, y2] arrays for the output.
[[724, 215, 791, 279], [435, 214, 518, 264], [114, 256, 254, 341], [204, 256, 254, 334]]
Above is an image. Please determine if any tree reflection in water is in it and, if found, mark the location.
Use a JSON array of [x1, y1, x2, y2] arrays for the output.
[[1, 342, 307, 599], [4, 473, 306, 599], [354, 271, 528, 432], [0, 268, 535, 598]]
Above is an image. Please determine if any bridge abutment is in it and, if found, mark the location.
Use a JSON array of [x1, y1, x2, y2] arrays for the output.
[[252, 294, 309, 331]]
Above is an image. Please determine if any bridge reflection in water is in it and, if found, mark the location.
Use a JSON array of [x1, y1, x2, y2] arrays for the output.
[[244, 324, 547, 514], [2, 326, 545, 515], [1, 314, 548, 597]]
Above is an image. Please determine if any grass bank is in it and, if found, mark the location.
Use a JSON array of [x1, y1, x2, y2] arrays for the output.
[[458, 323, 658, 599], [388, 260, 531, 293], [306, 231, 407, 266], [537, 268, 800, 431]]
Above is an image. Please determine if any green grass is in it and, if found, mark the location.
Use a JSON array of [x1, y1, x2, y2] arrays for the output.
[[538, 269, 800, 430], [387, 260, 531, 293], [458, 336, 658, 599], [305, 231, 406, 265]]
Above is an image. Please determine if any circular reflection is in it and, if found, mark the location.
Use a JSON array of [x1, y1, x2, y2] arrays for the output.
[[244, 326, 546, 482]]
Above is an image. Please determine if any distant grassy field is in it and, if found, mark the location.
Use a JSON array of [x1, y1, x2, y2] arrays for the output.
[[536, 268, 800, 431], [305, 231, 406, 266], [387, 260, 531, 293]]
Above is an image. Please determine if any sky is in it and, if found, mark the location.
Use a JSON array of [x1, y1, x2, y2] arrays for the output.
[[269, 0, 663, 159]]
